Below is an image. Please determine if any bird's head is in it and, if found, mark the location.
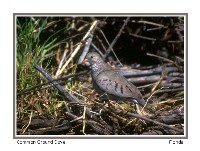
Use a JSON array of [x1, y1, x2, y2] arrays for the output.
[[83, 52, 103, 65], [83, 52, 105, 76]]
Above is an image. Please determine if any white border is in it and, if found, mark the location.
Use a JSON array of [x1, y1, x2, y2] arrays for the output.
[[14, 14, 187, 139]]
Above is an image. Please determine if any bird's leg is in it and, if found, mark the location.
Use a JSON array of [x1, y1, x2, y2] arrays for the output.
[[99, 92, 109, 101], [135, 104, 143, 115], [135, 104, 149, 116]]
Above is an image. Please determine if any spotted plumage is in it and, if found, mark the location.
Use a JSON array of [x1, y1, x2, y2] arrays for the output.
[[84, 52, 153, 112]]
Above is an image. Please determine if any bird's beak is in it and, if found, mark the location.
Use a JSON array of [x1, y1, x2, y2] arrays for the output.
[[83, 58, 89, 63], [82, 58, 91, 67]]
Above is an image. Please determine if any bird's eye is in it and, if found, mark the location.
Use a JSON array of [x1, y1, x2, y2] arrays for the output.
[[91, 56, 93, 59]]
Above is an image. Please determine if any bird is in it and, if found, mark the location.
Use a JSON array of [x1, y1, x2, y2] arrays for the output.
[[83, 52, 154, 112]]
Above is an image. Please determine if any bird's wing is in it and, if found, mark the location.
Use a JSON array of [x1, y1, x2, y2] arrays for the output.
[[95, 70, 143, 100]]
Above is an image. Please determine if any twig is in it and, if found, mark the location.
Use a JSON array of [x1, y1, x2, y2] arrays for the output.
[[95, 35, 107, 54], [78, 30, 94, 63], [130, 33, 156, 41], [153, 87, 184, 94], [65, 112, 112, 135], [130, 33, 183, 43], [82, 103, 87, 135], [156, 111, 184, 125], [125, 111, 183, 133], [175, 28, 184, 41], [17, 69, 89, 95], [106, 17, 130, 58], [21, 110, 33, 134], [150, 73, 164, 93], [97, 27, 123, 66], [161, 82, 184, 88], [146, 27, 163, 31], [91, 43, 105, 57], [56, 20, 98, 77], [33, 64, 113, 133], [146, 87, 167, 102], [33, 64, 81, 103], [158, 98, 184, 105], [55, 43, 69, 76], [168, 40, 183, 43], [133, 20, 166, 27], [147, 53, 175, 64], [117, 66, 180, 77], [108, 17, 131, 65], [128, 75, 161, 84], [103, 106, 183, 134]]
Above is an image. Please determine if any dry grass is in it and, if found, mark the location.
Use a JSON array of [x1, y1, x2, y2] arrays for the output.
[[16, 16, 184, 135]]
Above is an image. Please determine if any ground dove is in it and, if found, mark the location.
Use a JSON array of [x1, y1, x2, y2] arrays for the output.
[[84, 52, 153, 112]]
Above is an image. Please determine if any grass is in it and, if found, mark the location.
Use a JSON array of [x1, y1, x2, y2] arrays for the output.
[[16, 17, 74, 126], [16, 17, 96, 134], [16, 16, 184, 135]]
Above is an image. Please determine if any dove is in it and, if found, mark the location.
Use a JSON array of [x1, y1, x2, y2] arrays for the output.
[[84, 52, 154, 112]]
